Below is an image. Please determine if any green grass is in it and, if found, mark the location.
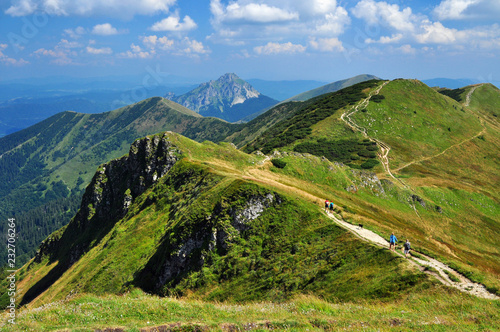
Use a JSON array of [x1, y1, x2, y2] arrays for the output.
[[444, 270, 460, 283], [3, 288, 499, 332]]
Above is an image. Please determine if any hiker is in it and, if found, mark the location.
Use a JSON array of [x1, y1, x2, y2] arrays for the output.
[[389, 233, 397, 251], [403, 239, 411, 258], [325, 200, 329, 213], [329, 201, 334, 213]]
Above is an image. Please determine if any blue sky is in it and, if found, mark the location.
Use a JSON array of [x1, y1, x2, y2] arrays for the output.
[[0, 0, 499, 83]]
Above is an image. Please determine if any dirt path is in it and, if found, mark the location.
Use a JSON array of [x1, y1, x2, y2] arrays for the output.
[[243, 157, 499, 300], [465, 84, 482, 107], [340, 82, 408, 189], [324, 211, 499, 300], [394, 85, 487, 173]]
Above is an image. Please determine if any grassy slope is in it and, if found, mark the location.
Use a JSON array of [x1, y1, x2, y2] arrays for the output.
[[0, 97, 239, 267], [233, 79, 499, 292], [5, 289, 499, 331], [3, 133, 499, 331], [317, 79, 500, 290], [13, 133, 431, 309]]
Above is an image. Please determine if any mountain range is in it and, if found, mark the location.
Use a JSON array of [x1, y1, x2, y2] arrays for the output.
[[1, 76, 499, 330]]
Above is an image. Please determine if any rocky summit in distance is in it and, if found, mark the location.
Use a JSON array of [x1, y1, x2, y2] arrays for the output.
[[165, 73, 278, 122]]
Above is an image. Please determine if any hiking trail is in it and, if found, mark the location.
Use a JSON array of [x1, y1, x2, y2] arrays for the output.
[[245, 155, 499, 300], [324, 211, 499, 300]]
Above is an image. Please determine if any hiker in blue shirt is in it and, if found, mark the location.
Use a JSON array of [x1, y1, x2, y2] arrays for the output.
[[389, 232, 397, 251], [329, 201, 334, 214]]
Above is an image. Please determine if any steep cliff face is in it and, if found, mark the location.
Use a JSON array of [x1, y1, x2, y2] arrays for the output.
[[34, 133, 180, 264], [165, 73, 278, 122]]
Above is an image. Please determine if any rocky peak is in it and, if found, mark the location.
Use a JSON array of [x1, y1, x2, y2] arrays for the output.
[[164, 73, 267, 118]]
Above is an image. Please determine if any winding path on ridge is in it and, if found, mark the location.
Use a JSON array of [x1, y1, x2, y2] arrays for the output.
[[334, 81, 497, 299], [242, 156, 499, 299], [340, 81, 407, 188], [323, 211, 499, 300]]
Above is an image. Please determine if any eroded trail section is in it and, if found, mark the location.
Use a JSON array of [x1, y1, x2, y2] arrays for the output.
[[325, 212, 499, 300]]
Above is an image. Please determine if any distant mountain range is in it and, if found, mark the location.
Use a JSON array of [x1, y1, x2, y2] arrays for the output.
[[164, 73, 279, 122]]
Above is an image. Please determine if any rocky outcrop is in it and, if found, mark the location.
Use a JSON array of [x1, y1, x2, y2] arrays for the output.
[[152, 191, 282, 290], [350, 169, 385, 196], [35, 133, 180, 263]]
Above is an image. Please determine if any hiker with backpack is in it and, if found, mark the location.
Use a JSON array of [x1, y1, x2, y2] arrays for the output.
[[403, 239, 411, 258], [325, 200, 330, 213], [389, 233, 397, 251]]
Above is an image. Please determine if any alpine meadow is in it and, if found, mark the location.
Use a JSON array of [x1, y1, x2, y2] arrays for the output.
[[1, 76, 499, 331]]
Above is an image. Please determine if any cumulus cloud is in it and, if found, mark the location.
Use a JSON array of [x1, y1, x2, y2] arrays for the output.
[[120, 36, 209, 59], [352, 0, 500, 50], [33, 46, 75, 65], [254, 42, 306, 55], [415, 21, 457, 44], [86, 46, 113, 54], [313, 9, 350, 35], [212, 0, 299, 24], [5, 0, 176, 18], [150, 14, 197, 32], [398, 44, 416, 54], [64, 27, 86, 39], [92, 23, 124, 36], [141, 35, 175, 50], [366, 34, 403, 44], [309, 37, 344, 52], [352, 0, 416, 32], [433, 0, 500, 20], [209, 0, 350, 44], [434, 0, 478, 20], [0, 44, 29, 65]]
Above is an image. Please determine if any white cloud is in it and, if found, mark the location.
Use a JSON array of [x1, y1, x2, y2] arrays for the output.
[[313, 8, 350, 35], [309, 37, 344, 52], [141, 35, 175, 50], [398, 44, 416, 54], [64, 26, 86, 39], [5, 0, 176, 18], [0, 44, 29, 66], [434, 0, 478, 20], [254, 42, 306, 55], [415, 21, 457, 44], [352, 0, 416, 32], [92, 23, 123, 36], [177, 37, 209, 55], [33, 47, 74, 65], [86, 46, 113, 55], [366, 34, 403, 44], [214, 1, 299, 24], [433, 0, 500, 20], [150, 14, 197, 32], [352, 0, 500, 50], [209, 0, 351, 46], [120, 36, 208, 58]]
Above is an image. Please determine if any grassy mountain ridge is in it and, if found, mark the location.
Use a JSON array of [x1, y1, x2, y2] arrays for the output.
[[3, 75, 500, 329], [0, 97, 236, 267], [14, 132, 432, 310]]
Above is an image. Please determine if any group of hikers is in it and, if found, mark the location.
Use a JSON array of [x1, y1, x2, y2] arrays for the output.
[[324, 199, 411, 258], [324, 199, 335, 214], [390, 233, 411, 258]]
